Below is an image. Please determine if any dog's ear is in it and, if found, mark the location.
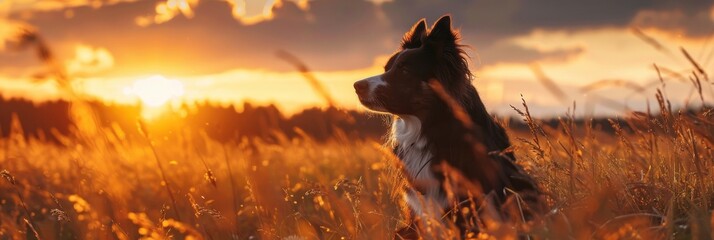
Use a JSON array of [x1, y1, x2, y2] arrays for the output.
[[401, 19, 427, 49], [427, 15, 457, 47]]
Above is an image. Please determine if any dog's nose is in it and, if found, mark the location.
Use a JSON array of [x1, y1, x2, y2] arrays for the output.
[[354, 80, 369, 94]]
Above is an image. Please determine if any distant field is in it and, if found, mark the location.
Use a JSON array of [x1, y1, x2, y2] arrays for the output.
[[0, 95, 712, 239]]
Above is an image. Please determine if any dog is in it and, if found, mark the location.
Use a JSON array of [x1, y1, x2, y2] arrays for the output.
[[353, 15, 542, 238]]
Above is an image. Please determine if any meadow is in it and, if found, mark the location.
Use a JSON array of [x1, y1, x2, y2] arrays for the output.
[[1, 26, 714, 240], [0, 85, 713, 240]]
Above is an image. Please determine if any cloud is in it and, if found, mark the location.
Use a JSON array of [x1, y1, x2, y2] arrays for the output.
[[66, 44, 114, 75], [2, 0, 136, 13], [474, 42, 583, 67], [1, 0, 712, 76], [225, 0, 312, 25], [632, 8, 714, 37], [133, 0, 316, 26], [0, 20, 19, 50], [134, 0, 199, 27]]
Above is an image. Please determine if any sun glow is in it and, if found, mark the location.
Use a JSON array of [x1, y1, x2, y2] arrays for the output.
[[123, 75, 185, 107]]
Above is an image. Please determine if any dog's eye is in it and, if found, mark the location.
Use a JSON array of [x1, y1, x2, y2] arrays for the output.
[[399, 65, 409, 75]]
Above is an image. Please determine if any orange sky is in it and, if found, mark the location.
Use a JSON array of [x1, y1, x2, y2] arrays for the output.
[[1, 0, 713, 117]]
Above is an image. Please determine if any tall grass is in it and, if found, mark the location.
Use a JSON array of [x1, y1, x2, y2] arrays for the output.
[[0, 81, 712, 239]]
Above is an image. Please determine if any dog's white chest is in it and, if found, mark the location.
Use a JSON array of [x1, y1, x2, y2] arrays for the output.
[[393, 115, 445, 215]]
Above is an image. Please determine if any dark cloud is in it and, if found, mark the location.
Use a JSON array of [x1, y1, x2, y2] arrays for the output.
[[379, 0, 713, 36], [1, 0, 712, 76], [474, 43, 583, 67], [512, 0, 654, 29], [513, 0, 714, 36], [380, 0, 714, 68], [632, 7, 714, 37]]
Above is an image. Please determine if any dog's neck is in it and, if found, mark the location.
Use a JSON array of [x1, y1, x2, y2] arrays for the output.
[[391, 114, 446, 216], [391, 115, 431, 182], [392, 115, 424, 148]]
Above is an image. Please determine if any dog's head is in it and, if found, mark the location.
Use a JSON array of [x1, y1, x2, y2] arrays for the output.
[[354, 15, 468, 115]]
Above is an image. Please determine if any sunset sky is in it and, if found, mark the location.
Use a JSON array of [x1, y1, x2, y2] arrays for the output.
[[1, 0, 713, 117]]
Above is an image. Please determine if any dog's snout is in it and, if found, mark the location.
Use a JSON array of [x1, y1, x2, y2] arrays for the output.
[[354, 80, 369, 94]]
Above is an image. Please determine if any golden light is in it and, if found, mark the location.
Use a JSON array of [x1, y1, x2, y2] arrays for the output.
[[123, 75, 185, 107]]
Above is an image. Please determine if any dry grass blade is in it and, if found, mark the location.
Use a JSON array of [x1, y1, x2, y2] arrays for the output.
[[221, 144, 240, 229], [581, 79, 645, 93], [162, 219, 205, 239], [2, 170, 42, 239], [689, 71, 705, 105], [128, 212, 166, 238], [653, 64, 689, 83], [276, 50, 336, 108], [428, 79, 509, 199], [654, 64, 665, 87], [137, 119, 182, 221], [194, 145, 217, 188], [681, 114, 714, 147], [11, 28, 106, 143], [530, 64, 567, 103], [12, 28, 70, 90], [681, 47, 709, 81], [427, 79, 474, 130], [24, 218, 41, 240], [687, 129, 707, 209], [632, 28, 677, 59], [588, 93, 630, 112], [510, 96, 549, 159]]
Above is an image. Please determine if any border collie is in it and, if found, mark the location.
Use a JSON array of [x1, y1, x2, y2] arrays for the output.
[[354, 16, 542, 237]]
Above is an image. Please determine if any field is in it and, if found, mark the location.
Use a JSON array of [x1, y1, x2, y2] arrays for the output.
[[3, 1, 714, 239], [0, 89, 713, 240]]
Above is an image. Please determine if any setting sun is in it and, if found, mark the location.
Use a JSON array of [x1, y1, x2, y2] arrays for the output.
[[123, 75, 185, 107]]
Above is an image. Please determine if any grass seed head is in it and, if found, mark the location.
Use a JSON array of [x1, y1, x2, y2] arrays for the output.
[[0, 170, 16, 185], [50, 209, 70, 223]]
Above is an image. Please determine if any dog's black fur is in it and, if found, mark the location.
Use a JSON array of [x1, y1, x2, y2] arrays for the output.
[[354, 16, 541, 237]]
